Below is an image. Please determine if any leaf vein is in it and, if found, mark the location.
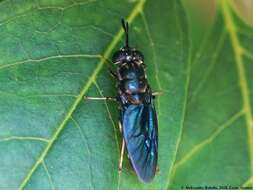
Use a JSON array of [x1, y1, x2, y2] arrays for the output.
[[0, 136, 49, 143], [93, 81, 122, 190], [169, 110, 243, 187], [17, 0, 146, 189], [42, 161, 56, 190], [242, 176, 253, 187], [165, 2, 189, 189], [0, 54, 102, 70], [71, 116, 94, 190], [221, 0, 253, 177], [166, 1, 192, 189], [242, 48, 253, 61], [141, 11, 162, 117], [189, 29, 227, 103]]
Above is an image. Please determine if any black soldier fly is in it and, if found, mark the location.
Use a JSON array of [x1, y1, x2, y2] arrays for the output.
[[84, 19, 159, 183]]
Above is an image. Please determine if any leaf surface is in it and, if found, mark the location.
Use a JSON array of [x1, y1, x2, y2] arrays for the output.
[[0, 0, 190, 189], [169, 0, 253, 189]]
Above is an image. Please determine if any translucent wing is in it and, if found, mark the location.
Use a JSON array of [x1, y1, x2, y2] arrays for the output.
[[122, 99, 158, 182]]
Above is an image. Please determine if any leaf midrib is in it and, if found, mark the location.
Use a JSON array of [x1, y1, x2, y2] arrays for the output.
[[17, 0, 146, 189]]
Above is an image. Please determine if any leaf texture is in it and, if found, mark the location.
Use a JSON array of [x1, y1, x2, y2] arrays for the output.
[[0, 0, 190, 189], [169, 0, 253, 189]]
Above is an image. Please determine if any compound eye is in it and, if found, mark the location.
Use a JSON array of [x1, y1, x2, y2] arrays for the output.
[[112, 50, 127, 64], [133, 50, 144, 63]]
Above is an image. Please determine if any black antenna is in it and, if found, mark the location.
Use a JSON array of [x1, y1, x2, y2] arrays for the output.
[[121, 18, 129, 48]]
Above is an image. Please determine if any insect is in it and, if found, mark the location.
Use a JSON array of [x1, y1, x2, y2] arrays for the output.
[[85, 19, 159, 183]]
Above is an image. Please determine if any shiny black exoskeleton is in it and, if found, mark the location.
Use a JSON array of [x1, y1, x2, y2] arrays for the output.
[[112, 19, 158, 183], [113, 49, 149, 105]]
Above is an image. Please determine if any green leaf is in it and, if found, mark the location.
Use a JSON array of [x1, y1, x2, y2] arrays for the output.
[[0, 0, 190, 189], [169, 0, 253, 189]]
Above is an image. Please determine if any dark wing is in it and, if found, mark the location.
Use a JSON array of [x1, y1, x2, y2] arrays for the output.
[[122, 99, 158, 183]]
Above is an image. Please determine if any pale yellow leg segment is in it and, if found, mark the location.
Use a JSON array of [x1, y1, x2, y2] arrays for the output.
[[118, 121, 122, 133], [118, 122, 125, 172], [152, 92, 162, 96], [118, 138, 125, 172], [83, 96, 116, 101]]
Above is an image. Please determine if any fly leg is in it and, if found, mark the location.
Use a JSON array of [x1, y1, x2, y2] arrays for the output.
[[156, 166, 160, 173], [109, 68, 117, 78], [152, 91, 162, 99], [83, 96, 117, 101], [152, 92, 162, 96], [118, 121, 122, 133], [118, 138, 125, 173], [118, 122, 125, 173]]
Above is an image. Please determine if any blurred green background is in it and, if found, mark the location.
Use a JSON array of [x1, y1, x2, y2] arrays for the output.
[[183, 0, 253, 51]]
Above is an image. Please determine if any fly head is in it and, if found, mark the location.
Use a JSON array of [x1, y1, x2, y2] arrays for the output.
[[112, 19, 144, 65]]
